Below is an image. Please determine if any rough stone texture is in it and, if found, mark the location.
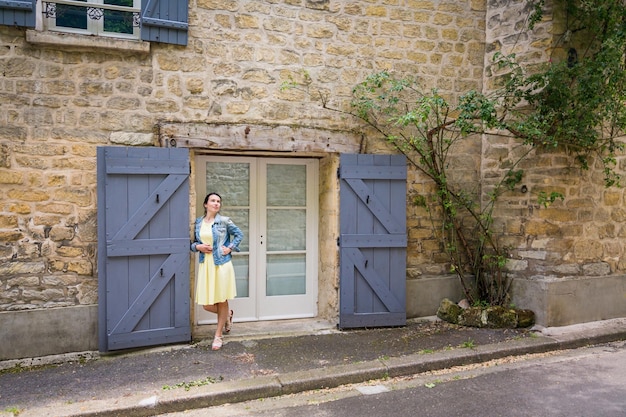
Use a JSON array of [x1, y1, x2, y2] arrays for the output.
[[437, 298, 535, 329], [0, 0, 625, 359], [436, 298, 462, 324], [0, 0, 486, 315], [482, 0, 626, 282]]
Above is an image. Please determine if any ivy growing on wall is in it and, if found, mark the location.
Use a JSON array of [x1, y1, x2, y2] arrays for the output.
[[284, 0, 626, 306]]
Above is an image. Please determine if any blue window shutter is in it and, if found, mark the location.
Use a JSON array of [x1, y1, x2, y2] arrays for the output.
[[141, 0, 188, 46], [0, 0, 36, 28]]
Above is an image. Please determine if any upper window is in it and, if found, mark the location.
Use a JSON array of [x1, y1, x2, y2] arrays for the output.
[[0, 0, 189, 46], [44, 0, 141, 40]]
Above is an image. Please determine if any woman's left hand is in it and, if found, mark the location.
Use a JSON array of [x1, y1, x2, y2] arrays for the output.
[[221, 246, 232, 255]]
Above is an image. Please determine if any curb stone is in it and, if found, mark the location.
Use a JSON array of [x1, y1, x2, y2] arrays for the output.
[[16, 319, 626, 417]]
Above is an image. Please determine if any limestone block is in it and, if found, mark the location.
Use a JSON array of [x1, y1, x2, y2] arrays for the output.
[[6, 276, 40, 287], [0, 231, 23, 242], [436, 297, 462, 324], [109, 131, 153, 146], [67, 260, 93, 275], [573, 240, 603, 260], [0, 261, 45, 275], [52, 190, 89, 208], [0, 215, 18, 228]]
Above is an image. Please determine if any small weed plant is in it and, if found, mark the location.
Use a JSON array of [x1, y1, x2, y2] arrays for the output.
[[162, 376, 222, 391]]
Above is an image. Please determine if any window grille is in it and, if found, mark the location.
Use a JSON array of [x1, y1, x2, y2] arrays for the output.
[[42, 0, 140, 39]]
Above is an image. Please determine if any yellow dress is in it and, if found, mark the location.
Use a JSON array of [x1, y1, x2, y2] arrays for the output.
[[195, 220, 237, 305]]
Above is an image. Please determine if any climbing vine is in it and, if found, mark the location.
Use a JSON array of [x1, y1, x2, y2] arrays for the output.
[[283, 0, 626, 306]]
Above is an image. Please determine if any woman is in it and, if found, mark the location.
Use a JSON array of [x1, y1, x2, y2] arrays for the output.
[[191, 192, 244, 350]]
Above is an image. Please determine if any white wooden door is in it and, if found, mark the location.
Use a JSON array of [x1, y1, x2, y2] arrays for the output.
[[194, 156, 318, 323]]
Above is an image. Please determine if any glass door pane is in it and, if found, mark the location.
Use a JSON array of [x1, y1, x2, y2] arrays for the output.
[[195, 156, 257, 324], [265, 164, 307, 297], [205, 161, 251, 299], [266, 208, 306, 295]]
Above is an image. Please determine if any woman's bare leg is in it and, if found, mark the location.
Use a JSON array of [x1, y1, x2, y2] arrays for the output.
[[204, 302, 229, 350], [215, 301, 228, 338], [203, 304, 218, 314]]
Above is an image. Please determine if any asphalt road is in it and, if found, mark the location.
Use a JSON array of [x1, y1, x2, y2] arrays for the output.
[[164, 340, 626, 417]]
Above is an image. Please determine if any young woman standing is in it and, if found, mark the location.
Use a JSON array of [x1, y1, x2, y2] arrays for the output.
[[191, 192, 244, 350]]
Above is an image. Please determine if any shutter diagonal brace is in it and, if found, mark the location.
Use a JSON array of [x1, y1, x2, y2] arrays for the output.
[[344, 248, 404, 312], [345, 178, 404, 234], [109, 174, 187, 241], [109, 253, 185, 335]]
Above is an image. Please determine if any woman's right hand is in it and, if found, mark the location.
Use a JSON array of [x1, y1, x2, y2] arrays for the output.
[[200, 244, 212, 253]]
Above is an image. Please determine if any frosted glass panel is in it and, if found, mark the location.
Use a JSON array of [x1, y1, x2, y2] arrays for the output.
[[227, 209, 249, 252], [267, 209, 305, 251], [266, 254, 305, 296], [205, 162, 250, 206], [205, 161, 250, 299], [232, 256, 249, 298], [267, 164, 306, 206]]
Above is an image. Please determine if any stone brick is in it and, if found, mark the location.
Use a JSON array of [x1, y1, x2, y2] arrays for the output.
[[226, 101, 251, 114], [185, 96, 212, 109], [110, 132, 153, 146], [0, 231, 23, 242], [48, 226, 75, 241], [525, 220, 561, 236], [0, 170, 22, 184], [70, 145, 96, 158], [14, 156, 49, 170], [235, 14, 260, 29], [0, 261, 45, 275], [0, 214, 18, 228], [77, 281, 98, 304], [106, 97, 141, 110], [365, 6, 387, 17], [573, 240, 604, 260], [8, 203, 30, 214], [67, 260, 93, 275], [242, 69, 275, 83], [145, 99, 180, 113], [7, 276, 40, 287], [0, 57, 35, 77], [41, 274, 78, 286], [56, 246, 84, 258], [603, 190, 622, 206], [7, 189, 49, 202], [434, 13, 454, 26], [186, 78, 205, 94], [537, 208, 577, 222], [53, 189, 91, 207]]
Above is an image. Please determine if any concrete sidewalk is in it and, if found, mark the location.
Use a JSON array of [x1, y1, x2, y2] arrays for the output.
[[2, 317, 625, 417]]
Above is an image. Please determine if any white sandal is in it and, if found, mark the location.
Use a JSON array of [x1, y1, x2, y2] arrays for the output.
[[212, 335, 223, 351]]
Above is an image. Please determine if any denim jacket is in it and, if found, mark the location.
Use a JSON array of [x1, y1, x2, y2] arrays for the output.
[[190, 214, 244, 266]]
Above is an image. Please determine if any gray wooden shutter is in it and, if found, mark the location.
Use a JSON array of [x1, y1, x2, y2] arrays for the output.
[[97, 146, 191, 352], [0, 0, 36, 27], [339, 154, 407, 329], [140, 0, 188, 46]]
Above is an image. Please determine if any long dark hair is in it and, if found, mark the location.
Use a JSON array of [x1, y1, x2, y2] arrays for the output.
[[203, 192, 222, 216]]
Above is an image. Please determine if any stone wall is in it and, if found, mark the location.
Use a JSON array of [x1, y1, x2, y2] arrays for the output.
[[483, 0, 626, 277], [482, 0, 626, 325], [0, 0, 489, 358], [2, 0, 624, 350], [1, 0, 488, 311]]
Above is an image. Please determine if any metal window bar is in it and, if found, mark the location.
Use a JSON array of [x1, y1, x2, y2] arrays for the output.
[[42, 0, 140, 26]]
